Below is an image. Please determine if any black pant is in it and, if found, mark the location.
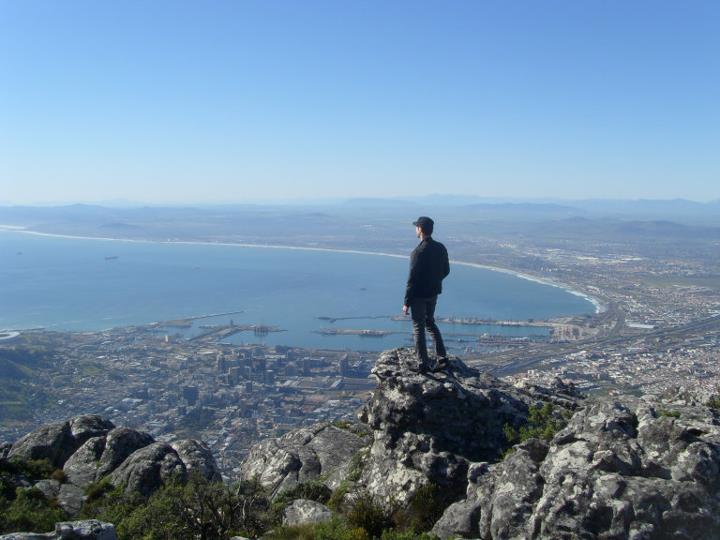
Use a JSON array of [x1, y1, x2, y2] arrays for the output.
[[410, 295, 446, 367]]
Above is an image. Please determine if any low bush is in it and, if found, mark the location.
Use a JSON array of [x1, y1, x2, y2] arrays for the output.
[[708, 397, 720, 410], [504, 402, 569, 451], [276, 480, 332, 505], [391, 483, 448, 534], [0, 457, 56, 481], [81, 474, 272, 540], [51, 469, 67, 483], [328, 480, 352, 513], [265, 517, 369, 540], [347, 449, 369, 483], [0, 487, 67, 534], [346, 493, 394, 540]]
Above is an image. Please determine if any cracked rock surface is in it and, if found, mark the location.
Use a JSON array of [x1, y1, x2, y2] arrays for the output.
[[3, 415, 220, 516], [358, 348, 579, 506], [434, 398, 720, 540], [239, 422, 369, 497]]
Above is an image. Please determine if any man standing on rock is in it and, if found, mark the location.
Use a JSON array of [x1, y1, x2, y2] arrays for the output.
[[403, 216, 450, 373]]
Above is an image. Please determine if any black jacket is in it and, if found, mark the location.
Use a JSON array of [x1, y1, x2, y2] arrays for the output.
[[404, 237, 450, 305]]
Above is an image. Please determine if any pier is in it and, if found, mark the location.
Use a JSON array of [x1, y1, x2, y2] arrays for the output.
[[190, 323, 284, 341], [315, 328, 395, 337]]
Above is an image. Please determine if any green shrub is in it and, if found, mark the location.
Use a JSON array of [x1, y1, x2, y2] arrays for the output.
[[79, 481, 145, 531], [0, 458, 56, 481], [0, 487, 67, 534], [276, 480, 332, 505], [51, 469, 67, 483], [347, 449, 369, 483], [346, 493, 394, 540], [265, 517, 369, 540], [391, 483, 448, 534], [504, 403, 569, 450], [658, 409, 681, 419], [707, 397, 720, 410], [0, 476, 16, 499], [80, 474, 274, 539], [328, 480, 352, 513], [83, 477, 116, 503]]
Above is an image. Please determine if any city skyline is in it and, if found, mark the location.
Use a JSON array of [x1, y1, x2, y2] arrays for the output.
[[2, 1, 719, 204]]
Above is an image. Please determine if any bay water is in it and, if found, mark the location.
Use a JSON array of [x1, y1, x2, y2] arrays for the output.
[[0, 231, 594, 352]]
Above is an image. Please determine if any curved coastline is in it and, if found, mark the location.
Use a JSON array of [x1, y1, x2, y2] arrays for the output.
[[0, 226, 603, 314]]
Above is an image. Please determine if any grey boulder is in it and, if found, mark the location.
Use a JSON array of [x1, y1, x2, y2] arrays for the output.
[[240, 423, 368, 497], [0, 520, 116, 540], [62, 428, 155, 488], [95, 427, 155, 479], [68, 416, 115, 447], [433, 398, 720, 539], [358, 348, 579, 506], [8, 421, 77, 468], [170, 439, 222, 482], [63, 437, 106, 487], [108, 442, 186, 497], [57, 483, 86, 516], [33, 479, 61, 500], [8, 416, 114, 469]]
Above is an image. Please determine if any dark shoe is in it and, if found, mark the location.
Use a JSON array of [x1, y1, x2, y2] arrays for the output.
[[433, 357, 449, 372]]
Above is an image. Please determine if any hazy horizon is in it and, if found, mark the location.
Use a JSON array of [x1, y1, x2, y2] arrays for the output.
[[2, 195, 720, 209]]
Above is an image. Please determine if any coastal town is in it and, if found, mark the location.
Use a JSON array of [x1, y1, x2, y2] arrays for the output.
[[3, 203, 720, 479], [0, 322, 377, 478]]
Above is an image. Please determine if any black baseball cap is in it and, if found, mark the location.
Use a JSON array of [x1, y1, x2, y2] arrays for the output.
[[412, 216, 434, 229]]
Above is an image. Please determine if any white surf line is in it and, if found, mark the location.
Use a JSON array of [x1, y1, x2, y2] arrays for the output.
[[0, 227, 604, 313]]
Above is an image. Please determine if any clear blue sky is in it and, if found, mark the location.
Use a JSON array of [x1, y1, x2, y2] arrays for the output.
[[1, 1, 718, 204]]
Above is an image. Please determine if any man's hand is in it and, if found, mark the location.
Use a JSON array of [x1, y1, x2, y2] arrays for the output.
[[402, 305, 409, 315]]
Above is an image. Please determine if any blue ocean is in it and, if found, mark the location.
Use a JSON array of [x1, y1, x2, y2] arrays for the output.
[[0, 231, 594, 352]]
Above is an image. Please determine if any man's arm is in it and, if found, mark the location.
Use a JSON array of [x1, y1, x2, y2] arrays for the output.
[[404, 248, 420, 309], [443, 245, 450, 279]]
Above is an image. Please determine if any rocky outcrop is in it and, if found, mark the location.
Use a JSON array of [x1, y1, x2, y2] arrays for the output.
[[239, 422, 369, 497], [68, 417, 116, 446], [96, 427, 155, 478], [357, 349, 579, 506], [238, 347, 720, 538], [63, 437, 106, 487], [8, 415, 114, 469], [2, 415, 219, 516], [62, 427, 155, 488], [108, 442, 187, 497], [0, 520, 117, 540], [7, 422, 103, 468], [283, 499, 333, 526], [433, 398, 720, 539], [170, 439, 222, 482]]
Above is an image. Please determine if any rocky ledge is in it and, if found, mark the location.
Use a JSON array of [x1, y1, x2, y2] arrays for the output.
[[1, 414, 220, 535], [433, 397, 720, 539], [0, 520, 117, 540], [240, 348, 720, 539]]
